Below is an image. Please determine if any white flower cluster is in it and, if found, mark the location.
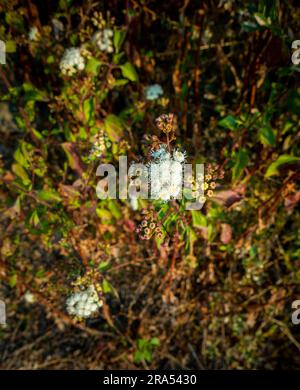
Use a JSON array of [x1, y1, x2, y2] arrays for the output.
[[93, 29, 114, 53], [59, 47, 85, 76], [89, 130, 111, 159], [28, 26, 39, 41], [130, 145, 186, 202], [66, 285, 103, 318], [24, 291, 36, 304], [150, 146, 186, 201], [145, 84, 163, 100]]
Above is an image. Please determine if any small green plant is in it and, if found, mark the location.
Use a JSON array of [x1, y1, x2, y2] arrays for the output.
[[134, 338, 160, 364]]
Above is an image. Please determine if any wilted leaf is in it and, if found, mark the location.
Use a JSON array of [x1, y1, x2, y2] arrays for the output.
[[104, 114, 124, 142], [284, 192, 300, 213], [220, 223, 232, 244], [59, 184, 80, 199], [213, 189, 243, 208], [62, 142, 86, 175]]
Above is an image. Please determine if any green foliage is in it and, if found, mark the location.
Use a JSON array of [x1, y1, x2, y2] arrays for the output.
[[265, 155, 300, 177], [134, 338, 160, 363], [120, 62, 139, 82]]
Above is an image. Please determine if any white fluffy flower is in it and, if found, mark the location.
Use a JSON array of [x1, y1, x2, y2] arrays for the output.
[[129, 145, 186, 203], [59, 47, 85, 76], [145, 84, 163, 100], [149, 146, 184, 201], [129, 196, 138, 211], [24, 291, 36, 304], [150, 160, 182, 200], [93, 29, 114, 53], [151, 144, 170, 161], [66, 285, 103, 318], [173, 149, 186, 163], [28, 26, 39, 41]]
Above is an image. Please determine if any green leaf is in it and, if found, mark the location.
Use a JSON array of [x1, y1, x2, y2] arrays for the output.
[[102, 278, 112, 293], [219, 115, 239, 131], [113, 29, 126, 53], [113, 79, 129, 87], [85, 57, 101, 75], [99, 261, 110, 271], [37, 190, 62, 203], [113, 52, 125, 65], [12, 163, 31, 185], [232, 149, 249, 181], [13, 147, 29, 168], [265, 155, 300, 177], [120, 62, 138, 82], [23, 82, 45, 103], [47, 55, 55, 64], [254, 13, 271, 27], [32, 128, 44, 140], [9, 274, 17, 288], [143, 350, 152, 362], [96, 208, 112, 221], [259, 127, 275, 146], [189, 227, 197, 247], [83, 97, 94, 124], [150, 337, 160, 347], [6, 40, 16, 53], [104, 114, 124, 142], [138, 339, 147, 349], [191, 210, 207, 227], [108, 200, 122, 219], [29, 209, 40, 227], [133, 350, 143, 363], [207, 224, 214, 242]]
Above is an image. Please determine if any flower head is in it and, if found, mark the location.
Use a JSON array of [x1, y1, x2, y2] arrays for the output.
[[148, 147, 184, 201], [93, 29, 114, 53], [173, 149, 186, 163], [145, 84, 163, 101], [24, 291, 36, 304], [66, 285, 103, 319], [28, 26, 40, 41], [60, 47, 85, 76], [155, 113, 176, 133]]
